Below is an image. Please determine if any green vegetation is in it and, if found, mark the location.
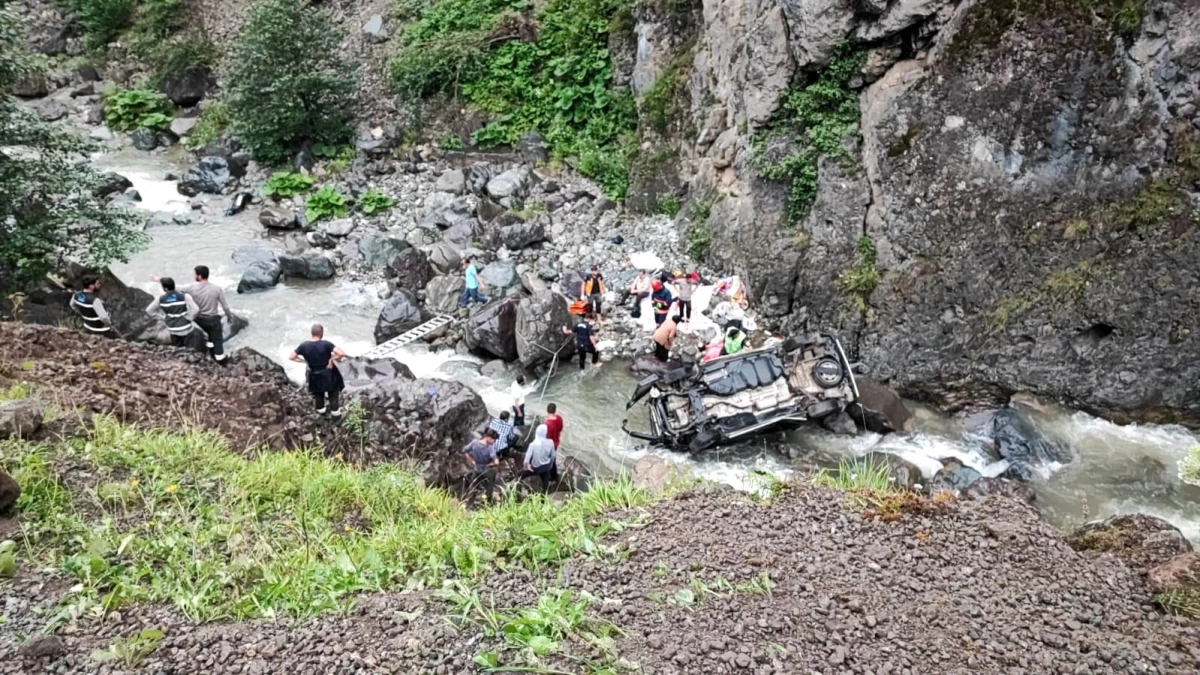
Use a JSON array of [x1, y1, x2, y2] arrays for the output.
[[813, 455, 894, 493], [1063, 218, 1090, 239], [184, 100, 228, 150], [1114, 177, 1186, 233], [69, 0, 135, 49], [1154, 588, 1200, 619], [148, 35, 219, 87], [886, 123, 922, 159], [227, 0, 356, 165], [0, 8, 146, 292], [102, 88, 174, 131], [656, 194, 680, 217], [261, 171, 315, 199], [439, 134, 464, 150], [1095, 0, 1147, 38], [304, 185, 348, 223], [1181, 446, 1200, 487], [0, 416, 654, 624], [358, 189, 395, 216], [986, 257, 1108, 332], [641, 43, 693, 135], [752, 46, 866, 224], [685, 196, 713, 260], [0, 540, 15, 577], [950, 0, 1146, 60], [127, 0, 183, 54], [91, 628, 165, 667], [836, 236, 880, 311], [390, 0, 637, 199]]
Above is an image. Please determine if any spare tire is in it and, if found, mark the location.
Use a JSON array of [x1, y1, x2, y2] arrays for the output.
[[812, 358, 844, 388]]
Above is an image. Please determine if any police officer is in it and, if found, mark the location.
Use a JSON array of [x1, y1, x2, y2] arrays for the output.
[[144, 277, 199, 346], [69, 274, 116, 338]]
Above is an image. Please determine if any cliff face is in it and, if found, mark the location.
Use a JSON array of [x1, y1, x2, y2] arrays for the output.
[[633, 0, 1200, 425]]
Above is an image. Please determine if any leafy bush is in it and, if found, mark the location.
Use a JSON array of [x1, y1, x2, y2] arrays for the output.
[[70, 0, 135, 49], [752, 45, 866, 224], [262, 171, 314, 199], [150, 35, 219, 86], [439, 134, 464, 150], [227, 0, 356, 165], [103, 89, 174, 131], [573, 140, 634, 201], [358, 189, 395, 215], [305, 185, 348, 222], [183, 100, 228, 150]]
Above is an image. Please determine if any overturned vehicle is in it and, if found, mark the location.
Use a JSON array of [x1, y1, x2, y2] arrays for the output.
[[623, 334, 860, 453]]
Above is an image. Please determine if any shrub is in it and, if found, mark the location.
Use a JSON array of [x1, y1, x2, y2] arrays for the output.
[[128, 0, 185, 57], [70, 0, 135, 49], [183, 100, 228, 150], [836, 236, 880, 311], [262, 171, 314, 199], [103, 89, 174, 131], [150, 35, 219, 87], [657, 194, 680, 217], [573, 140, 634, 201], [685, 196, 714, 260], [227, 0, 356, 166], [358, 189, 395, 215], [305, 185, 348, 222]]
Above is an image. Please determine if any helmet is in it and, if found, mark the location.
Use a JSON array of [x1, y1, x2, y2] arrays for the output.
[[652, 280, 663, 291]]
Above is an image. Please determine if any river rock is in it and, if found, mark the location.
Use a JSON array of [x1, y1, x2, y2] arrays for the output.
[[358, 232, 408, 269], [876, 453, 921, 491], [1147, 553, 1200, 596], [992, 408, 1071, 481], [231, 245, 278, 266], [850, 378, 913, 434], [929, 458, 981, 493], [237, 260, 282, 294], [630, 354, 681, 377], [520, 269, 548, 294], [428, 242, 461, 273], [821, 411, 858, 436], [0, 471, 18, 513], [424, 275, 464, 314], [480, 259, 518, 291], [169, 116, 198, 138], [12, 73, 48, 98], [962, 477, 1037, 504], [631, 456, 683, 493], [130, 127, 158, 151], [516, 291, 575, 369], [177, 156, 233, 197], [480, 359, 508, 378], [339, 356, 414, 394], [464, 297, 519, 361], [17, 634, 66, 660], [486, 167, 530, 200], [498, 217, 546, 250], [435, 169, 466, 195], [260, 207, 298, 230], [321, 218, 356, 238], [94, 172, 133, 200], [278, 253, 335, 280], [0, 399, 44, 440], [443, 219, 480, 249], [37, 99, 68, 122], [162, 65, 213, 106], [1067, 514, 1193, 572], [374, 289, 429, 344], [389, 247, 435, 291]]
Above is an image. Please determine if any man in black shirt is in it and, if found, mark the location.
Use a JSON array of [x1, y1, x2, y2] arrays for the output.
[[289, 323, 347, 416], [562, 317, 601, 370]]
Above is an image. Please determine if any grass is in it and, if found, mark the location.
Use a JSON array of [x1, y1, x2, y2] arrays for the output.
[[1154, 588, 1200, 619], [0, 416, 655, 627], [811, 455, 949, 521], [0, 382, 31, 401], [183, 100, 229, 151], [836, 236, 880, 312], [813, 455, 894, 492]]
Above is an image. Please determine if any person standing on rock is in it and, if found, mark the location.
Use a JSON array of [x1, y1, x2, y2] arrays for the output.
[[511, 375, 527, 427], [458, 257, 489, 308], [544, 403, 564, 449], [289, 323, 347, 416], [144, 277, 199, 346], [653, 314, 681, 362], [521, 424, 559, 494], [69, 274, 116, 339], [463, 428, 501, 505], [580, 265, 606, 323], [671, 270, 697, 323], [651, 280, 674, 326], [154, 266, 233, 362], [562, 316, 601, 370]]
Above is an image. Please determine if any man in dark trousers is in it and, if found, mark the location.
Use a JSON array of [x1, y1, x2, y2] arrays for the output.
[[144, 277, 199, 346], [579, 265, 606, 322], [153, 266, 233, 362], [562, 316, 601, 370], [463, 428, 501, 505], [651, 279, 674, 326], [289, 323, 347, 416], [69, 274, 116, 339]]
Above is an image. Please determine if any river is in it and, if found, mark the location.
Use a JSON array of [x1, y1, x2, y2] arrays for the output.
[[95, 149, 1200, 543]]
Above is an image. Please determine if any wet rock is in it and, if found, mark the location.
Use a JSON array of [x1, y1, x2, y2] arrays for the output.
[[0, 399, 43, 440], [292, 147, 315, 173], [94, 172, 133, 201], [232, 245, 278, 266], [278, 253, 335, 280], [340, 356, 414, 394], [1147, 553, 1200, 596], [480, 359, 508, 378], [424, 275, 465, 315], [169, 116, 198, 138], [363, 14, 389, 42], [389, 248, 435, 292], [874, 453, 921, 491], [37, 99, 68, 122], [516, 291, 575, 369], [374, 289, 429, 344], [237, 261, 283, 294], [321, 218, 356, 238], [929, 458, 981, 492], [0, 471, 18, 513], [436, 169, 466, 194], [162, 65, 213, 106], [464, 297, 519, 361], [427, 242, 461, 274], [177, 157, 234, 197], [821, 411, 858, 436], [486, 167, 530, 200], [1067, 514, 1193, 572], [519, 131, 550, 164], [963, 477, 1037, 504], [17, 634, 66, 659], [358, 232, 408, 269], [479, 259, 518, 291], [993, 408, 1071, 481], [260, 207, 299, 230], [850, 378, 913, 434], [130, 127, 158, 151]]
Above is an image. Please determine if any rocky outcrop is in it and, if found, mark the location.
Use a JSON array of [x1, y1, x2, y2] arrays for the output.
[[177, 157, 235, 196], [389, 248, 435, 291], [374, 289, 429, 344], [1067, 514, 1194, 572], [515, 291, 575, 369], [162, 66, 213, 107], [237, 260, 283, 293], [1147, 552, 1200, 597], [463, 297, 519, 361], [0, 399, 43, 440]]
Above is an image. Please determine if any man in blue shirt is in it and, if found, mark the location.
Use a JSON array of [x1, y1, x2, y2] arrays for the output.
[[458, 257, 489, 308]]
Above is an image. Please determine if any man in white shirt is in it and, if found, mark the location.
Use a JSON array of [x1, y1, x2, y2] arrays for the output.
[[511, 375, 527, 427]]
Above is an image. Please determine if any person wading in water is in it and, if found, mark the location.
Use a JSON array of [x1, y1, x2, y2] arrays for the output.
[[144, 277, 199, 346], [69, 274, 116, 338], [289, 323, 347, 416]]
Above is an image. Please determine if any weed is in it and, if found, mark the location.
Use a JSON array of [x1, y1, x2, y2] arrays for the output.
[[0, 540, 15, 577], [103, 89, 174, 132], [1063, 218, 1090, 239], [835, 236, 880, 311], [0, 382, 30, 401], [656, 194, 681, 217], [184, 100, 229, 151], [640, 42, 695, 135], [1116, 177, 1184, 232], [813, 455, 894, 493], [341, 399, 368, 441], [1154, 587, 1200, 619], [685, 196, 714, 260], [439, 134, 464, 150], [305, 185, 349, 223], [513, 201, 548, 220], [747, 469, 788, 503], [651, 562, 669, 579], [262, 171, 315, 199], [358, 189, 395, 216], [734, 571, 775, 596], [91, 628, 164, 666]]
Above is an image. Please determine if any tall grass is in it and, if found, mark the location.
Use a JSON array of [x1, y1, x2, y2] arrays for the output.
[[812, 455, 894, 492], [0, 417, 654, 625]]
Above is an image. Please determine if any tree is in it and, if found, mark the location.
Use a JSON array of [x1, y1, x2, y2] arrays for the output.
[[0, 3, 146, 293], [226, 0, 357, 166]]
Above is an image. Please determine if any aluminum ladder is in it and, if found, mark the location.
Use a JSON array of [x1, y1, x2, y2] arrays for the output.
[[360, 314, 455, 360]]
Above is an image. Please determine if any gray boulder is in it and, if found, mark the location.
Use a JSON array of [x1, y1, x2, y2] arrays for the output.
[[37, 100, 68, 122], [427, 242, 461, 273], [340, 356, 414, 394], [424, 275, 465, 314], [278, 253, 335, 280], [162, 65, 213, 107], [131, 127, 158, 151], [169, 117, 198, 138], [358, 232, 409, 269], [849, 378, 914, 434], [519, 131, 550, 164], [237, 260, 282, 293], [464, 297, 520, 361], [321, 218, 356, 237], [515, 291, 575, 369], [389, 247, 435, 291], [12, 73, 48, 98], [260, 208, 298, 230], [374, 289, 430, 344], [94, 172, 132, 200], [499, 217, 546, 250], [480, 259, 518, 291], [0, 399, 44, 440], [436, 169, 466, 194], [231, 245, 278, 266], [992, 409, 1072, 482], [486, 167, 531, 200], [929, 459, 982, 493], [443, 219, 480, 249], [177, 157, 233, 197], [559, 268, 585, 297]]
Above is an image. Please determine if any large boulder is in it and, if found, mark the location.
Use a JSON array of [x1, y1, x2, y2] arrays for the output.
[[374, 289, 429, 344], [992, 408, 1071, 481], [177, 157, 234, 197], [130, 127, 158, 152], [442, 219, 480, 249], [928, 458, 981, 493], [278, 253, 335, 280], [389, 247, 435, 291], [463, 297, 519, 361], [162, 65, 213, 106], [436, 168, 466, 194], [962, 477, 1037, 505], [515, 291, 575, 369], [358, 232, 408, 269], [1067, 514, 1194, 572], [559, 269, 585, 297], [237, 260, 282, 293], [849, 378, 914, 434], [260, 208, 299, 230], [0, 399, 44, 440], [479, 259, 518, 291], [94, 172, 133, 200], [486, 167, 531, 200], [0, 471, 18, 513], [497, 217, 547, 250], [424, 275, 465, 314], [340, 356, 414, 394], [427, 242, 461, 273]]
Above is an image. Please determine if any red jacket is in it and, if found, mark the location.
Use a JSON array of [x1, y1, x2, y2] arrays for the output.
[[544, 415, 564, 448]]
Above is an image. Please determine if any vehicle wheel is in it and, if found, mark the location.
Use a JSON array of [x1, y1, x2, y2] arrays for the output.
[[811, 358, 844, 388], [806, 399, 841, 420], [782, 335, 817, 353], [689, 429, 721, 453]]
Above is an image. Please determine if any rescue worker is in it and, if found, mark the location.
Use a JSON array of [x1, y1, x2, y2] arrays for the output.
[[580, 265, 606, 321], [650, 280, 674, 326], [563, 316, 601, 370], [153, 266, 234, 362], [144, 277, 199, 346], [69, 274, 115, 338], [653, 314, 680, 361], [722, 325, 747, 356], [289, 323, 347, 416]]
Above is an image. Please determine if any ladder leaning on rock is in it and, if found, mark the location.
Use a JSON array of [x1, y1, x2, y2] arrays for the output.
[[361, 314, 455, 360]]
